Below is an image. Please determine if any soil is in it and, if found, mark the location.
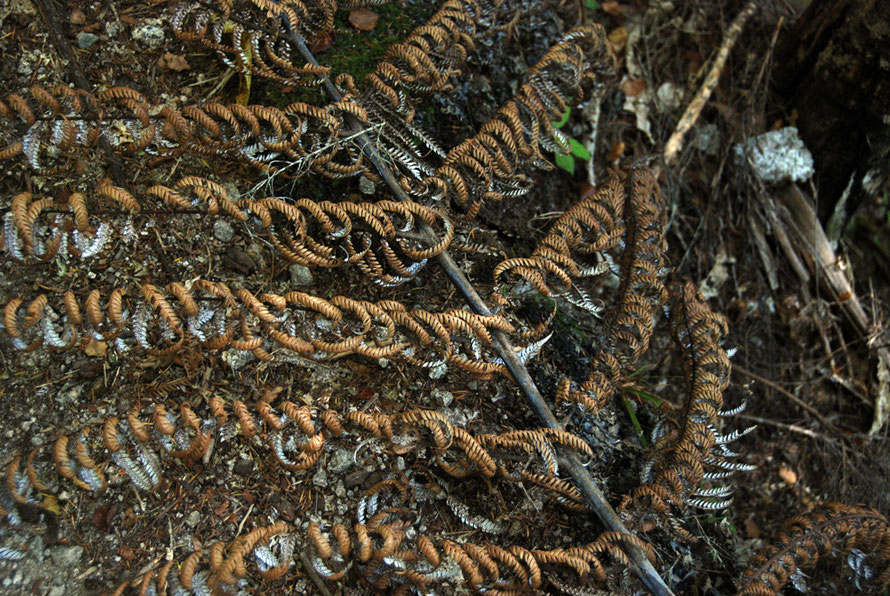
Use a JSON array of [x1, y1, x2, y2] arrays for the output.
[[0, 1, 888, 595]]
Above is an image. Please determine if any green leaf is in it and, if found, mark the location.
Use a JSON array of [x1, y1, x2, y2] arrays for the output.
[[569, 138, 591, 160], [622, 397, 647, 447], [553, 107, 570, 129], [554, 152, 575, 175], [585, 0, 601, 9]]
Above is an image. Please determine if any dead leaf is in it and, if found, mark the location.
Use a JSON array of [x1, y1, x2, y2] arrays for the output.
[[69, 9, 86, 25], [41, 494, 61, 515], [608, 26, 627, 54], [92, 503, 118, 530], [778, 466, 798, 485], [118, 545, 136, 561], [621, 78, 646, 97], [84, 338, 107, 357], [159, 52, 190, 72], [744, 518, 760, 539], [309, 31, 335, 53], [607, 140, 626, 162], [601, 1, 623, 16], [348, 8, 379, 31]]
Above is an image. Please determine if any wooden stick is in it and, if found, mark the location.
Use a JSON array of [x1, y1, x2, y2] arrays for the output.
[[664, 0, 759, 166]]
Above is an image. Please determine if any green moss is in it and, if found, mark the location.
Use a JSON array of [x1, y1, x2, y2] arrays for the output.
[[324, 2, 435, 84]]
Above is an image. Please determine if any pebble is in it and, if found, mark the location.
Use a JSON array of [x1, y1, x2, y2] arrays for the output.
[[233, 458, 254, 476], [359, 176, 375, 195], [186, 511, 201, 527], [29, 535, 45, 558], [48, 587, 65, 596], [343, 470, 369, 489], [213, 220, 234, 243], [428, 362, 447, 379], [326, 449, 352, 475], [289, 264, 313, 286], [50, 545, 83, 567], [312, 467, 327, 487], [132, 20, 165, 48], [431, 388, 453, 408], [76, 32, 99, 50], [732, 127, 814, 185]]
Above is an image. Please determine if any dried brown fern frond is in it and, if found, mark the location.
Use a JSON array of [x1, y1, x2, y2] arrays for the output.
[[111, 515, 649, 594], [171, 0, 333, 86], [0, 282, 540, 376], [620, 281, 753, 539], [336, 0, 519, 184], [0, 87, 368, 177], [514, 167, 664, 419], [494, 173, 625, 299], [409, 23, 614, 219], [8, 393, 595, 505], [737, 503, 890, 595], [0, 176, 454, 285]]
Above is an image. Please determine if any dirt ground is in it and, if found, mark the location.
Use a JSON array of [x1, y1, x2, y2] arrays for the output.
[[0, 0, 888, 595]]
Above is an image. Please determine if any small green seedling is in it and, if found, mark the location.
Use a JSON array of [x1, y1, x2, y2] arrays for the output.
[[552, 107, 592, 175], [585, 0, 601, 10], [622, 396, 648, 447]]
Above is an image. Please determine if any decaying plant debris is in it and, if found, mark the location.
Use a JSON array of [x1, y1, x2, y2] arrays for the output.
[[1, 0, 889, 595]]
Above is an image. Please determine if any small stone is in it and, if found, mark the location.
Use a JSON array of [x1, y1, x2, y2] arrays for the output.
[[428, 362, 447, 379], [431, 388, 453, 408], [223, 246, 256, 274], [69, 9, 86, 25], [312, 467, 327, 487], [29, 535, 45, 558], [694, 123, 721, 156], [327, 449, 352, 475], [106, 21, 120, 38], [289, 263, 314, 287], [51, 545, 83, 567], [132, 20, 165, 49], [732, 127, 814, 185], [359, 176, 375, 195], [233, 458, 254, 476], [186, 511, 201, 527], [213, 220, 234, 243], [778, 466, 798, 485], [76, 32, 99, 50], [343, 469, 369, 489], [48, 587, 65, 596]]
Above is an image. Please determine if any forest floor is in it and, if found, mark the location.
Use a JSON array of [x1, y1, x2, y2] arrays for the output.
[[0, 0, 888, 595]]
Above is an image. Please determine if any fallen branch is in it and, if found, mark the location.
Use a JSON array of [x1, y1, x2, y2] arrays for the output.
[[776, 184, 890, 435], [663, 0, 759, 166]]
